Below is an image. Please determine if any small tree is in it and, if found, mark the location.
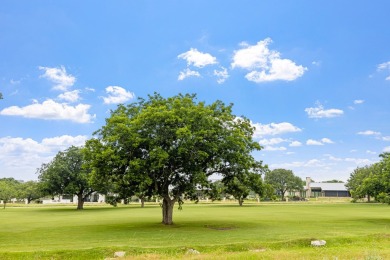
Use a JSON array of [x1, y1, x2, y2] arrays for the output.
[[265, 169, 303, 200], [19, 181, 43, 204], [38, 146, 95, 210], [0, 178, 19, 209]]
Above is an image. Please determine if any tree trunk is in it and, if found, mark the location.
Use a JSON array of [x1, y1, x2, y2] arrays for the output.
[[162, 197, 176, 225], [141, 197, 145, 208], [238, 198, 243, 206], [3, 202, 5, 209], [367, 195, 371, 203], [77, 194, 84, 210]]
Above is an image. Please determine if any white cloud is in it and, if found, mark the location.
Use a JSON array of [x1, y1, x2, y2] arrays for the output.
[[306, 138, 334, 146], [377, 61, 390, 80], [383, 136, 390, 141], [231, 38, 307, 82], [85, 87, 95, 92], [383, 146, 390, 152], [357, 130, 381, 136], [289, 141, 302, 147], [321, 138, 334, 144], [259, 138, 286, 146], [0, 99, 94, 123], [42, 135, 87, 148], [178, 48, 217, 68], [263, 146, 287, 151], [377, 61, 390, 70], [270, 159, 324, 169], [58, 90, 81, 102], [353, 99, 364, 104], [312, 61, 321, 66], [252, 122, 301, 138], [366, 150, 377, 155], [178, 68, 201, 81], [305, 102, 344, 118], [39, 66, 76, 91], [0, 135, 88, 180], [214, 67, 229, 84], [103, 86, 135, 104], [344, 157, 373, 165], [306, 139, 324, 146]]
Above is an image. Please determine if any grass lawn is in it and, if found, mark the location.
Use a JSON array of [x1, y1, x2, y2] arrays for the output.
[[0, 201, 389, 259]]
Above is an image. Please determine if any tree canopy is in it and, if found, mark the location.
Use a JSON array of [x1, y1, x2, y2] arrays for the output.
[[0, 178, 19, 209], [85, 93, 264, 224], [37, 146, 95, 210], [346, 153, 390, 203], [264, 169, 303, 200]]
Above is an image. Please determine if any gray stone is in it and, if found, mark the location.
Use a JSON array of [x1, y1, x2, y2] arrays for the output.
[[114, 251, 126, 258], [311, 240, 326, 246], [186, 248, 200, 255]]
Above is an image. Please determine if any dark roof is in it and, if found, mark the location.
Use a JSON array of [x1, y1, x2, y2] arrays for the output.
[[309, 182, 347, 191]]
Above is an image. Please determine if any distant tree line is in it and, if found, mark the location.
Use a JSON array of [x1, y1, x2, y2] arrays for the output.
[[0, 178, 42, 209], [346, 153, 390, 203]]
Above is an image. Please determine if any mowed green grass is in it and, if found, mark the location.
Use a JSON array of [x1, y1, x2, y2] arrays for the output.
[[0, 202, 389, 259]]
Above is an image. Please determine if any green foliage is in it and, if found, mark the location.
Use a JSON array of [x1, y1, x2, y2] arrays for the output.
[[37, 146, 95, 209], [223, 171, 264, 205], [86, 93, 264, 224], [264, 169, 303, 200], [0, 178, 20, 209], [0, 92, 3, 99], [347, 153, 390, 203], [19, 181, 43, 204]]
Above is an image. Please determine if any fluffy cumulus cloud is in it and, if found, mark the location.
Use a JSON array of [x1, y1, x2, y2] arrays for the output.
[[39, 66, 76, 91], [306, 138, 334, 146], [289, 141, 302, 147], [214, 67, 229, 84], [231, 38, 307, 83], [259, 138, 286, 146], [58, 90, 81, 103], [178, 68, 201, 81], [0, 135, 88, 180], [306, 139, 324, 146], [103, 86, 135, 104], [305, 102, 344, 118], [377, 61, 390, 80], [252, 122, 301, 138], [178, 48, 217, 68], [263, 146, 287, 151], [0, 99, 94, 123]]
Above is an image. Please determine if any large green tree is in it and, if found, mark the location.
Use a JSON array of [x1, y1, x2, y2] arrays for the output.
[[85, 93, 264, 224], [37, 146, 95, 210], [0, 178, 20, 209], [264, 169, 303, 200]]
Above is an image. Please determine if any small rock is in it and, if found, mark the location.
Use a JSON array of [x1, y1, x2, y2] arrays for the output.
[[114, 251, 126, 258], [311, 240, 326, 246], [186, 248, 200, 255]]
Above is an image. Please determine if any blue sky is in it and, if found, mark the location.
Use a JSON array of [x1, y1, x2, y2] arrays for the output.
[[1, 1, 389, 181]]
